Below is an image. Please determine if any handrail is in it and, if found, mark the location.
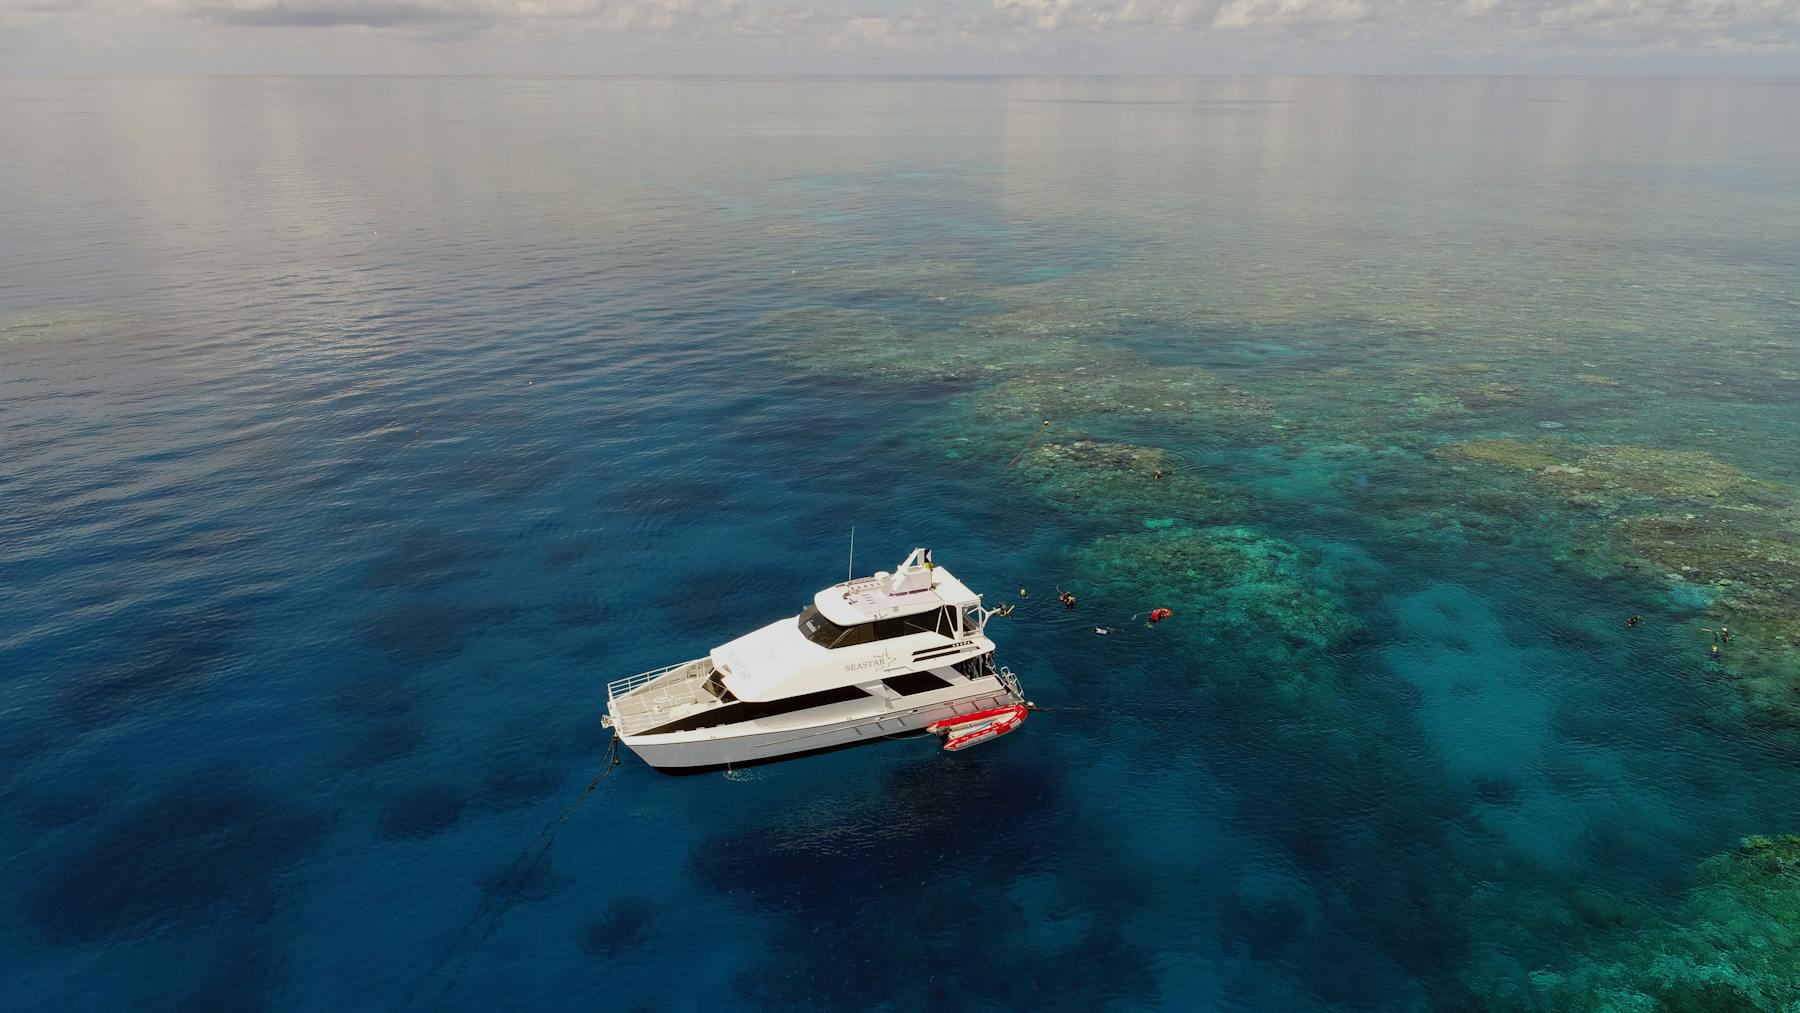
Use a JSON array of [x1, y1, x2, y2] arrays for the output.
[[996, 665, 1023, 701], [606, 658, 708, 700]]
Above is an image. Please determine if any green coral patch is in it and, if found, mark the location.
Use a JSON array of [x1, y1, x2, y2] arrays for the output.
[[1441, 438, 1780, 509], [1444, 435, 1800, 728], [1069, 526, 1361, 669], [981, 363, 1278, 430], [1011, 440, 1243, 524], [1511, 835, 1800, 1013], [1440, 438, 1564, 472]]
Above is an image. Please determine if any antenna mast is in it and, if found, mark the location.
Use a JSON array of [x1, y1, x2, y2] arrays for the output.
[[847, 527, 855, 583]]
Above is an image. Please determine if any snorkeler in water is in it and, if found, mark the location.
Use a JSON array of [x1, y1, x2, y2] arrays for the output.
[[1626, 615, 1641, 628]]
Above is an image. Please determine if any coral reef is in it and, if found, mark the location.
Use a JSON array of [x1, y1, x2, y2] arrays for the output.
[[1440, 436, 1800, 728], [1011, 440, 1244, 525], [1069, 526, 1361, 672], [1608, 511, 1800, 727], [1439, 439, 1781, 509], [983, 364, 1276, 428], [751, 254, 1797, 1009], [764, 304, 1097, 383], [1506, 835, 1800, 1012], [1441, 439, 1564, 473]]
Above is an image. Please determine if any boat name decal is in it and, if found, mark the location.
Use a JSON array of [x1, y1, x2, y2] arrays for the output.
[[846, 650, 897, 672]]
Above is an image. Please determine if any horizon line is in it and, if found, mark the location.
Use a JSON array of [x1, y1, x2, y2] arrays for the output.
[[6, 72, 1800, 81]]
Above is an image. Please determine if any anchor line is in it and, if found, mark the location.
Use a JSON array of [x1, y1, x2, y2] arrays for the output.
[[1005, 418, 1055, 468], [401, 731, 623, 1011]]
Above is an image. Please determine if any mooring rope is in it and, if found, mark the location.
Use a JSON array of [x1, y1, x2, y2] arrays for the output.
[[401, 731, 623, 1011], [1005, 419, 1054, 468]]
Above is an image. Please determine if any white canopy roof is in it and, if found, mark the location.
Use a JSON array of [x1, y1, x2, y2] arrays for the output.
[[815, 548, 977, 626]]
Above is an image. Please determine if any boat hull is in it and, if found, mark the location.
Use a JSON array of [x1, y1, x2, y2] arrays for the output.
[[615, 683, 1018, 772]]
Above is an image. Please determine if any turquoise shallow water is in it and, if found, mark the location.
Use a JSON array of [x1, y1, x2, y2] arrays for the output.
[[3, 77, 1800, 1010]]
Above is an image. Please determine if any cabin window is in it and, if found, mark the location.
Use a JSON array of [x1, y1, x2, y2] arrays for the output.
[[881, 671, 952, 696], [799, 606, 882, 649], [801, 604, 955, 650], [831, 622, 876, 649], [797, 605, 851, 647], [640, 683, 873, 735], [871, 607, 954, 642]]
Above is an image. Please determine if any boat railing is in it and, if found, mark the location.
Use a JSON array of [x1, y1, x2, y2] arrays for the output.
[[607, 658, 709, 701], [996, 665, 1023, 701]]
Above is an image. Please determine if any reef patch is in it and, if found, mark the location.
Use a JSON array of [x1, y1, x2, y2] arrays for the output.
[[28, 775, 330, 944]]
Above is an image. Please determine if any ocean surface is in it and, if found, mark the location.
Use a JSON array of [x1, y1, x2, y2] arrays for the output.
[[4, 77, 1800, 1011]]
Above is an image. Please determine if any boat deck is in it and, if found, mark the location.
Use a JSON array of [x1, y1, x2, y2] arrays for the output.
[[608, 659, 719, 736]]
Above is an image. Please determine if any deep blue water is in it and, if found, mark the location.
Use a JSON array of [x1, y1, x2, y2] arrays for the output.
[[4, 77, 1800, 1011]]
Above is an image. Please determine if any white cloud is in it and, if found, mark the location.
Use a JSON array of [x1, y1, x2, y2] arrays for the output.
[[4, 0, 1797, 70], [1211, 0, 1370, 30]]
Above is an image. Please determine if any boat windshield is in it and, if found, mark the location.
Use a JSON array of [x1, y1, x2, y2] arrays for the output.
[[797, 605, 851, 647], [799, 604, 955, 649]]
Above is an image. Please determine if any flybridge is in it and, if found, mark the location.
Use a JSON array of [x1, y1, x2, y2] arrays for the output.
[[818, 548, 979, 626]]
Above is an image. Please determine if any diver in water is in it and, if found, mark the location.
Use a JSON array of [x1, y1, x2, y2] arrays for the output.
[[1058, 591, 1077, 609], [1093, 627, 1112, 636], [1710, 644, 1724, 661], [1626, 615, 1641, 628]]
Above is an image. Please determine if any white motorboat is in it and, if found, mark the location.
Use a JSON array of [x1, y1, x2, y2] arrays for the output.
[[603, 548, 1027, 772]]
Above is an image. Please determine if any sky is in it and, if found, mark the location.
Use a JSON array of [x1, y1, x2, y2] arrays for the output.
[[2, 0, 1799, 75]]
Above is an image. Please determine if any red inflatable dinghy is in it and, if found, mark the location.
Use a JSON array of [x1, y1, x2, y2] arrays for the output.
[[927, 704, 1027, 752]]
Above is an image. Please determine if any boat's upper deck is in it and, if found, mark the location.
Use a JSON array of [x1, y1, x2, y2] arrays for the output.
[[815, 550, 978, 626]]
